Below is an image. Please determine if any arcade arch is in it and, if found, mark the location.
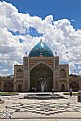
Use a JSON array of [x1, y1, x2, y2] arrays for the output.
[[4, 82, 13, 91], [70, 81, 79, 91]]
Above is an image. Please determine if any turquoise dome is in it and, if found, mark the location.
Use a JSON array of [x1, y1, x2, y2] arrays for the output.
[[29, 40, 54, 57]]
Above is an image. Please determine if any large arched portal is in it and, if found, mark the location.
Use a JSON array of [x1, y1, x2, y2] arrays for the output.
[[30, 63, 53, 92]]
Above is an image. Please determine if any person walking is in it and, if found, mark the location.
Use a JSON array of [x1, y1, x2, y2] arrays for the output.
[[70, 87, 72, 96], [52, 88, 54, 94]]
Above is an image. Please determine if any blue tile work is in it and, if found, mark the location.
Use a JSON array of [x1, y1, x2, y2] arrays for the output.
[[29, 41, 54, 57]]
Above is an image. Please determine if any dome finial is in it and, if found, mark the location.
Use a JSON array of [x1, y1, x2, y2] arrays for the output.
[[40, 38, 42, 42]]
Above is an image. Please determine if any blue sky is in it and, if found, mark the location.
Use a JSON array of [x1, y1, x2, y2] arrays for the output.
[[2, 0, 81, 29], [0, 0, 81, 76]]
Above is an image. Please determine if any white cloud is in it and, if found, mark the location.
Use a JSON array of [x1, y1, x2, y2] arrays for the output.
[[0, 1, 81, 75], [0, 68, 9, 76]]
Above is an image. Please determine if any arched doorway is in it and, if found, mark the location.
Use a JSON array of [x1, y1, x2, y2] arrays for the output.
[[61, 84, 65, 91], [70, 82, 79, 91], [18, 84, 22, 92], [4, 82, 13, 92], [30, 63, 53, 92]]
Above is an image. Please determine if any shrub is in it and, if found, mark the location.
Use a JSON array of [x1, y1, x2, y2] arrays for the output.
[[63, 92, 78, 95], [1, 92, 18, 96]]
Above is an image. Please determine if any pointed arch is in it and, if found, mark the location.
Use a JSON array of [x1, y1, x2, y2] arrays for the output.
[[18, 84, 22, 92], [70, 81, 79, 91], [30, 62, 53, 72], [61, 84, 65, 91], [30, 63, 53, 92], [4, 82, 13, 92], [60, 69, 66, 78], [16, 69, 23, 78], [17, 69, 23, 72]]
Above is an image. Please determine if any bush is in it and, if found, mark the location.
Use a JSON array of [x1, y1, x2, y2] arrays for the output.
[[1, 92, 18, 96], [63, 92, 78, 95]]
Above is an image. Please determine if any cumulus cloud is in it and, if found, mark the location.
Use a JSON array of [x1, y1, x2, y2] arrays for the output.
[[0, 1, 81, 75]]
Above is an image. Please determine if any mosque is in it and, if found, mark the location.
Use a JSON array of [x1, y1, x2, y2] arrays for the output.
[[0, 39, 81, 92]]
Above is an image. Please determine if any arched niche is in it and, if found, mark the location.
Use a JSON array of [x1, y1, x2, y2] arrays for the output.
[[30, 63, 53, 92], [18, 84, 22, 92], [61, 84, 65, 91], [70, 81, 79, 91], [4, 82, 13, 92], [16, 69, 23, 78], [60, 69, 66, 78]]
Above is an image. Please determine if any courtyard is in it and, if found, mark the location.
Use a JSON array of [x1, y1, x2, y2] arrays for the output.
[[0, 92, 81, 121]]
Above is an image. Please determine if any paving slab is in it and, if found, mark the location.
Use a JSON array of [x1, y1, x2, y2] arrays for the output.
[[1, 118, 81, 121], [0, 92, 81, 120]]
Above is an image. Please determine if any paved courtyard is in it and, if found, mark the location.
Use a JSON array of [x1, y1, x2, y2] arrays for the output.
[[0, 92, 81, 121]]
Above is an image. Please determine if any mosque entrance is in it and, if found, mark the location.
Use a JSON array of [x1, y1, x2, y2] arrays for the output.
[[30, 63, 53, 92]]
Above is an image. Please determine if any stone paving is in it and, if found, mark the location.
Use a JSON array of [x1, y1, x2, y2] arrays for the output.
[[0, 92, 81, 121]]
